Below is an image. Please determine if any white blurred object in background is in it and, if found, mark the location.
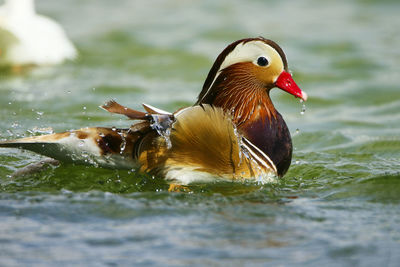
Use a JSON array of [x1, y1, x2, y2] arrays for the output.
[[0, 0, 77, 67]]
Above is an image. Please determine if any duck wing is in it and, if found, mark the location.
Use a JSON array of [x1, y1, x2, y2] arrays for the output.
[[0, 101, 171, 170], [0, 127, 144, 169]]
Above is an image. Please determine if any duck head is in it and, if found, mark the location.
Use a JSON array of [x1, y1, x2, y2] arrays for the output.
[[196, 37, 307, 125]]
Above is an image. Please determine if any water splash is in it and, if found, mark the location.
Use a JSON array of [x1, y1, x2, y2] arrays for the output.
[[150, 114, 174, 149], [233, 123, 277, 183], [238, 141, 273, 184], [118, 131, 127, 154], [27, 127, 54, 135], [232, 123, 244, 165]]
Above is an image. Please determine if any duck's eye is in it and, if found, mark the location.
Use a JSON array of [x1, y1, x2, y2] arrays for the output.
[[257, 56, 269, 67]]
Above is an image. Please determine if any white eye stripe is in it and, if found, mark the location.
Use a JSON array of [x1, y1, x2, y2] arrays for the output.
[[220, 41, 274, 71]]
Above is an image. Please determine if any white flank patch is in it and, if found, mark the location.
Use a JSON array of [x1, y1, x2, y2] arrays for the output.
[[53, 131, 135, 169], [58, 132, 101, 155], [165, 165, 278, 186], [165, 167, 220, 185]]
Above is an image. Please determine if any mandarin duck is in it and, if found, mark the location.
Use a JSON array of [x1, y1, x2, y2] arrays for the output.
[[0, 37, 307, 186], [0, 0, 76, 67]]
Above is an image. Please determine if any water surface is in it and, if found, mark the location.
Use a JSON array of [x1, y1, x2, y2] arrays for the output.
[[0, 0, 399, 266]]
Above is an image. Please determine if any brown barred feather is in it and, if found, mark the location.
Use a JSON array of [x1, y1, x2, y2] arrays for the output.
[[101, 100, 147, 120]]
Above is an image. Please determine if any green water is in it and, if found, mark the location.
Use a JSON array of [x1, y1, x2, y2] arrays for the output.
[[1, 0, 400, 265]]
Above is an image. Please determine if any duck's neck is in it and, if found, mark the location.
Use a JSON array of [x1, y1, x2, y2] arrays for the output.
[[197, 68, 292, 176], [200, 64, 277, 126]]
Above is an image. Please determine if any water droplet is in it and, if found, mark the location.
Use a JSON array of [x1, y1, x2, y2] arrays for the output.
[[83, 106, 87, 110], [8, 102, 12, 105], [118, 131, 127, 154], [36, 111, 43, 120], [295, 160, 300, 164], [67, 90, 71, 94], [299, 99, 306, 115], [295, 128, 300, 134], [111, 127, 116, 131]]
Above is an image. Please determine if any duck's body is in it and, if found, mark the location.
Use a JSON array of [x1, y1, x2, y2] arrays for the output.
[[0, 37, 306, 185], [0, 0, 76, 66], [1, 104, 277, 184]]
